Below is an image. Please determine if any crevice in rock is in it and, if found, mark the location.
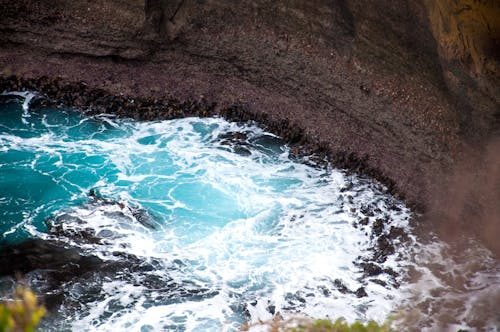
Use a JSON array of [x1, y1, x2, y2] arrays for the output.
[[144, 0, 188, 41]]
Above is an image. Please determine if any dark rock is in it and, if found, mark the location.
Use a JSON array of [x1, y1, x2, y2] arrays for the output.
[[267, 304, 276, 315], [318, 285, 331, 297], [333, 279, 350, 294], [0, 237, 220, 313], [130, 207, 158, 230], [218, 131, 248, 142], [359, 262, 383, 276], [383, 267, 398, 277], [371, 279, 387, 287], [388, 226, 408, 240], [360, 206, 375, 217], [88, 189, 158, 230], [339, 181, 354, 193], [375, 235, 396, 262], [48, 216, 103, 245], [218, 131, 253, 155], [0, 239, 101, 277], [372, 218, 385, 236], [0, 94, 24, 103], [389, 204, 402, 212], [284, 291, 307, 307], [233, 146, 252, 156], [355, 287, 367, 298]]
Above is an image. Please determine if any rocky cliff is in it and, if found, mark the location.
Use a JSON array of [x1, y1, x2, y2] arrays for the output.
[[1, 0, 499, 251]]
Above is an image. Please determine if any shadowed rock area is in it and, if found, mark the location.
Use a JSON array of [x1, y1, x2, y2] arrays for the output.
[[0, 0, 499, 253]]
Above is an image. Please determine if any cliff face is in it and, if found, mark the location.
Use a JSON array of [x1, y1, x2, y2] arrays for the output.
[[0, 0, 498, 248], [424, 0, 500, 136]]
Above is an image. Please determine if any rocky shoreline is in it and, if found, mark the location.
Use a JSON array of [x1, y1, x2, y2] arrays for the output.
[[1, 0, 499, 253], [0, 75, 405, 205], [0, 101, 414, 323]]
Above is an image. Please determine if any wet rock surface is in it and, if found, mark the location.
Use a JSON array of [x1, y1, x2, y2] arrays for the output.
[[0, 233, 218, 315], [218, 131, 253, 156]]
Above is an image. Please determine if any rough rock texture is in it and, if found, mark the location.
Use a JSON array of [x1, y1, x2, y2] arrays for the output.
[[0, 1, 498, 250], [425, 0, 499, 137]]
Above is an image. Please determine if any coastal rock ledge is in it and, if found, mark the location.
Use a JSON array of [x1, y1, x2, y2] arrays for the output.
[[0, 0, 499, 253]]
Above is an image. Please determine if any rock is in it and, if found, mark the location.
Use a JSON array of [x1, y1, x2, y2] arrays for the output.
[[375, 235, 396, 262], [0, 239, 101, 277], [359, 217, 369, 226], [355, 287, 367, 298], [218, 131, 248, 142], [388, 226, 408, 240], [0, 238, 217, 313], [88, 189, 158, 230], [360, 206, 375, 217], [318, 285, 331, 297], [372, 218, 385, 236], [267, 304, 276, 315], [359, 262, 383, 277], [371, 279, 387, 287], [333, 279, 350, 294], [48, 215, 103, 245], [218, 131, 253, 155], [0, 94, 24, 103]]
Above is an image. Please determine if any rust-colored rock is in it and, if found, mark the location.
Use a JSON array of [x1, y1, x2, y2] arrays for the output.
[[424, 0, 500, 136]]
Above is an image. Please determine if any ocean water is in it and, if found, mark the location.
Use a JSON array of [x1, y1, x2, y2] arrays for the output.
[[0, 92, 498, 331]]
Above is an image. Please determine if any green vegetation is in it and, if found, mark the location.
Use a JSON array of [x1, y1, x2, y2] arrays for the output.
[[0, 287, 45, 332], [242, 317, 394, 332], [290, 318, 393, 332]]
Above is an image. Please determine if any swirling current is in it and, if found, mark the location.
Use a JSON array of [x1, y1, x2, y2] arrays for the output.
[[0, 93, 498, 331]]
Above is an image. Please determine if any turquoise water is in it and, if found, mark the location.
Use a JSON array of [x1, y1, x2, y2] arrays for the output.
[[1, 96, 285, 246], [6, 93, 496, 331], [0, 95, 415, 331], [1, 98, 125, 243]]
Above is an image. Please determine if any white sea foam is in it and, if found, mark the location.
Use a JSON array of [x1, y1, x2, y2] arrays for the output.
[[1, 91, 37, 125], [1, 97, 498, 331], [18, 116, 413, 331]]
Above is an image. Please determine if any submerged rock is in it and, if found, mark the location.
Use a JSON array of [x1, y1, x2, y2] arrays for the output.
[[88, 189, 159, 230], [0, 239, 106, 310], [0, 239, 101, 277], [218, 131, 252, 156], [0, 236, 218, 315]]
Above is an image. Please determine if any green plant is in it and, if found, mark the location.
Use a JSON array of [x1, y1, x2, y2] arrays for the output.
[[0, 286, 45, 332], [291, 318, 393, 332], [241, 317, 394, 332]]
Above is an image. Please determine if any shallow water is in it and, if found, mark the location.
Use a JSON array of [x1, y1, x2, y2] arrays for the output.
[[0, 93, 498, 331]]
